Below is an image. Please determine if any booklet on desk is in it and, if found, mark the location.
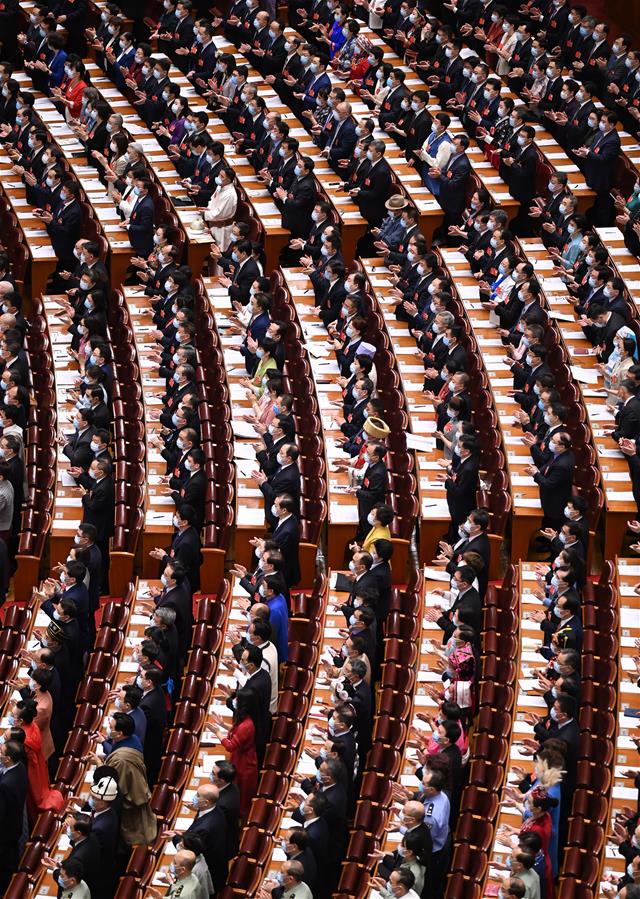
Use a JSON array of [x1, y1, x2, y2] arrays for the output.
[[333, 572, 353, 593]]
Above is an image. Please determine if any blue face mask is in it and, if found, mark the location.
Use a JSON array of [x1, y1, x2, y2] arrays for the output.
[[232, 251, 239, 263]]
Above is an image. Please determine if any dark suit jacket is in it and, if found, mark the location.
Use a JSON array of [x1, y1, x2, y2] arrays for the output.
[[281, 173, 317, 238], [46, 199, 83, 263], [445, 456, 480, 525], [437, 586, 481, 642], [583, 129, 622, 193], [533, 451, 576, 522], [139, 686, 167, 781], [356, 460, 388, 523], [62, 426, 96, 469], [127, 194, 155, 256], [0, 762, 27, 867], [171, 468, 206, 530], [534, 715, 580, 763], [611, 397, 640, 441], [163, 526, 202, 592], [272, 514, 301, 586], [505, 143, 538, 203], [262, 464, 301, 527], [447, 532, 490, 597], [81, 475, 115, 541], [180, 806, 227, 890], [438, 152, 472, 221], [89, 805, 119, 861], [217, 782, 241, 858], [157, 581, 193, 657], [355, 159, 392, 226], [229, 257, 261, 305]]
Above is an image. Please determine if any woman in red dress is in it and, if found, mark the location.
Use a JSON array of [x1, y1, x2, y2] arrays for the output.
[[501, 788, 557, 898], [52, 56, 88, 121], [212, 688, 259, 817], [10, 700, 63, 823]]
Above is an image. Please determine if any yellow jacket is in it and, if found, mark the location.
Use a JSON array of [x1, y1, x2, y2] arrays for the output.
[[362, 524, 391, 553]]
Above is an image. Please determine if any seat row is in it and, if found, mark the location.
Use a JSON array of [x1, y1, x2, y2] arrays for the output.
[[3, 581, 136, 899], [113, 580, 233, 899], [13, 309, 55, 598], [220, 574, 329, 898], [333, 573, 423, 899]]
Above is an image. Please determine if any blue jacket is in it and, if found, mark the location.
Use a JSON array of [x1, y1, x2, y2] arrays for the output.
[[303, 72, 331, 109], [267, 593, 289, 662], [48, 50, 68, 90]]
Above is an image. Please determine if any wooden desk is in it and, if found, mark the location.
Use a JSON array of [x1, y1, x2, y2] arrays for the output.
[[119, 285, 180, 577], [0, 143, 57, 299], [42, 293, 90, 569], [518, 237, 628, 561], [358, 260, 453, 565], [599, 559, 637, 897], [145, 574, 294, 892], [278, 266, 362, 570]]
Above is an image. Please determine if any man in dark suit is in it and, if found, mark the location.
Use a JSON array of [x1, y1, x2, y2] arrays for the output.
[[434, 133, 472, 230], [610, 380, 640, 441], [86, 389, 111, 431], [41, 179, 83, 275], [527, 431, 575, 530], [533, 692, 580, 763], [154, 559, 193, 660], [379, 801, 433, 882], [351, 139, 392, 228], [176, 784, 228, 893], [255, 414, 295, 477], [377, 68, 407, 130], [502, 125, 538, 235], [126, 176, 155, 257], [258, 443, 301, 528], [370, 539, 393, 623], [284, 828, 318, 893], [277, 155, 317, 239], [404, 90, 432, 164], [86, 774, 120, 880], [513, 344, 552, 414], [444, 508, 491, 597], [292, 793, 330, 865], [444, 436, 480, 532], [151, 503, 202, 592], [575, 110, 621, 224], [0, 433, 24, 536], [303, 759, 348, 892], [61, 408, 97, 470], [50, 813, 101, 897], [80, 459, 115, 590], [220, 239, 260, 306], [170, 447, 206, 531], [211, 759, 241, 859], [267, 494, 301, 587], [355, 443, 388, 540], [288, 199, 332, 261], [322, 103, 357, 170], [41, 559, 91, 652], [0, 741, 27, 893], [138, 666, 167, 788], [434, 564, 481, 643]]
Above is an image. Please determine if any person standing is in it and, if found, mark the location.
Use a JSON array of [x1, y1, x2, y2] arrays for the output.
[[211, 687, 259, 817]]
